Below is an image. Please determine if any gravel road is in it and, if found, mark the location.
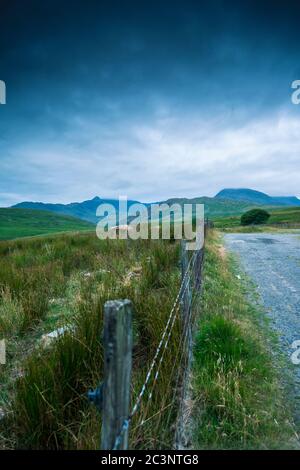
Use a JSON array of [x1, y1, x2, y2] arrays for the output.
[[224, 232, 300, 422]]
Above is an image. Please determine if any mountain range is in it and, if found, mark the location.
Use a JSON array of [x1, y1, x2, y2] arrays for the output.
[[215, 188, 300, 207], [11, 188, 300, 224], [12, 197, 142, 224]]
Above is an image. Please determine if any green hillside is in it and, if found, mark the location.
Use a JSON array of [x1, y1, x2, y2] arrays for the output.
[[214, 206, 300, 229], [215, 188, 300, 207], [164, 196, 257, 218], [0, 208, 94, 240], [12, 191, 273, 225], [13, 196, 142, 224]]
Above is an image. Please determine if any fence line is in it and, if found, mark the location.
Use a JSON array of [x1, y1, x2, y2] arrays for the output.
[[175, 242, 204, 448], [112, 250, 198, 450], [88, 227, 209, 450]]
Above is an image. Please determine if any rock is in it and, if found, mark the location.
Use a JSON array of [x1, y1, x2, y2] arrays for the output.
[[40, 325, 75, 348], [0, 407, 6, 421], [49, 297, 65, 305], [123, 265, 142, 286], [81, 271, 92, 278]]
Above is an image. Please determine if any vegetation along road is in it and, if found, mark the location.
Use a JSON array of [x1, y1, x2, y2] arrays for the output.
[[224, 232, 300, 424]]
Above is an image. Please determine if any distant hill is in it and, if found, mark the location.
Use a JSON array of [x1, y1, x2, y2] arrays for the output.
[[13, 196, 142, 224], [214, 206, 300, 229], [13, 195, 256, 223], [0, 208, 94, 240], [11, 188, 300, 227], [162, 196, 255, 219], [215, 188, 300, 207]]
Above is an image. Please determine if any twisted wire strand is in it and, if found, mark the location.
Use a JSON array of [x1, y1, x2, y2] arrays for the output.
[[112, 250, 198, 450]]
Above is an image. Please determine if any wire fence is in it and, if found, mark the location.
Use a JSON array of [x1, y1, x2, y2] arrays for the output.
[[90, 236, 207, 450], [112, 249, 199, 450]]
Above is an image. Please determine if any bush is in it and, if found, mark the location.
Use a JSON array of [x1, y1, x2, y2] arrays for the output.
[[241, 209, 270, 226]]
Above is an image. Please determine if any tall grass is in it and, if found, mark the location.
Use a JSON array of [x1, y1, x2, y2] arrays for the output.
[[0, 233, 111, 333], [0, 232, 186, 449], [0, 288, 24, 336]]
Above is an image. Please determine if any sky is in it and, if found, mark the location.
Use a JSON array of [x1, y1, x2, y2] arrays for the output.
[[0, 0, 300, 206]]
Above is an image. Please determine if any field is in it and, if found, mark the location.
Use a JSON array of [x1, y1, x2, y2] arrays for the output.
[[213, 206, 300, 230], [0, 231, 185, 449], [2, 204, 300, 242], [0, 227, 298, 450], [0, 208, 94, 240]]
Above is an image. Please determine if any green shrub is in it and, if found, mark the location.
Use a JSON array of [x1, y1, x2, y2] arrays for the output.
[[241, 209, 270, 226]]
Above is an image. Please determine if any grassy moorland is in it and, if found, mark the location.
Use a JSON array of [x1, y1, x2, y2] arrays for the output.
[[192, 231, 298, 449], [1, 223, 299, 450], [0, 208, 94, 240], [213, 206, 300, 231], [0, 231, 186, 450]]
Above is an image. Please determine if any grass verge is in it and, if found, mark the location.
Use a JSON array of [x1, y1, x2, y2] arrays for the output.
[[192, 231, 298, 449]]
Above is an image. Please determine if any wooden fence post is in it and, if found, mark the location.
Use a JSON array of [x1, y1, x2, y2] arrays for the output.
[[101, 299, 133, 450], [176, 241, 193, 448], [180, 240, 191, 325], [194, 248, 199, 291], [194, 247, 204, 292], [204, 220, 207, 238]]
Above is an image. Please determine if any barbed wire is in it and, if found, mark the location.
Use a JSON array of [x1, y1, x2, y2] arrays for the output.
[[140, 250, 198, 414], [112, 250, 198, 450]]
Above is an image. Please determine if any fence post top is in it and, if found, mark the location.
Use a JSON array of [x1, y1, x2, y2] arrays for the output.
[[102, 298, 133, 450], [104, 299, 132, 309]]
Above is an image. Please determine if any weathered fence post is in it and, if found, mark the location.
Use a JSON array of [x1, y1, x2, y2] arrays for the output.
[[101, 299, 133, 450], [194, 248, 199, 291], [175, 241, 194, 448], [194, 247, 203, 292], [180, 240, 191, 324], [180, 239, 187, 296]]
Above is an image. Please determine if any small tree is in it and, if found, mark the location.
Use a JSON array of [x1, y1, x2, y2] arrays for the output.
[[241, 208, 270, 226]]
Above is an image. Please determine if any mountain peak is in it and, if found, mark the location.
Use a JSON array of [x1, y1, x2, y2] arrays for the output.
[[215, 188, 300, 207], [215, 188, 270, 198]]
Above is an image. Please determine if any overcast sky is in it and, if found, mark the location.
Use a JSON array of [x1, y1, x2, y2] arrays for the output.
[[0, 0, 300, 206]]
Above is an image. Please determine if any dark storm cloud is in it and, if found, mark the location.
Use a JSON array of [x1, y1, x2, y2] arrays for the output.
[[0, 0, 300, 205]]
